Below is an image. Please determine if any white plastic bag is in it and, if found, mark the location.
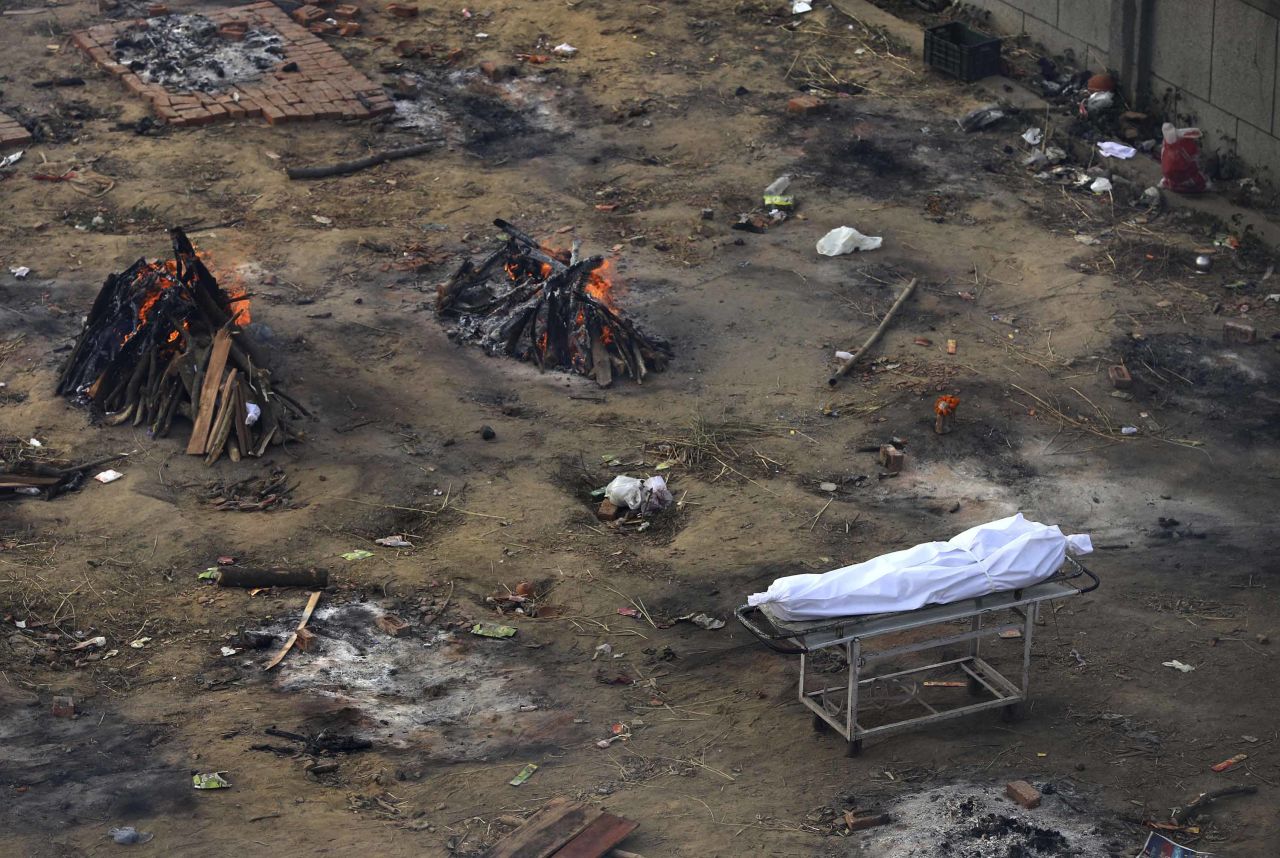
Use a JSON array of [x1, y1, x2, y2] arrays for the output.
[[644, 475, 673, 511], [748, 513, 1092, 621], [817, 226, 882, 256], [605, 475, 644, 509]]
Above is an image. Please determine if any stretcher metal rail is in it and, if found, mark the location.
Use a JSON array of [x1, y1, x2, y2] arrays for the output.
[[736, 557, 1099, 755]]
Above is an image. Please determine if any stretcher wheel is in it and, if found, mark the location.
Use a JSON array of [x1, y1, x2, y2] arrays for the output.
[[1001, 702, 1025, 723], [845, 739, 863, 757]]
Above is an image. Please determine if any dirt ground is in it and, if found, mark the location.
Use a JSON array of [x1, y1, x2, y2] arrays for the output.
[[2, 1, 1279, 856]]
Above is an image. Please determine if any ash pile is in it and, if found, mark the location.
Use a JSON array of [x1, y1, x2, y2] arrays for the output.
[[436, 219, 671, 387], [57, 228, 305, 464], [113, 14, 284, 92]]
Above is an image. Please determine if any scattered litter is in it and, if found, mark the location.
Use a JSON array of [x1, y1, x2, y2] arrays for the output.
[[0, 150, 23, 168], [552, 42, 577, 54], [592, 643, 613, 660], [998, 629, 1023, 639], [835, 350, 854, 361], [128, 637, 151, 649], [946, 339, 957, 355], [1090, 177, 1113, 194], [71, 636, 107, 651], [10, 266, 31, 279], [791, 0, 812, 13], [1163, 660, 1195, 672], [1243, 735, 1260, 743], [1097, 141, 1136, 159], [1021, 127, 1042, 145], [763, 174, 795, 209], [1160, 124, 1208, 193], [1121, 426, 1139, 436], [819, 482, 838, 492], [245, 402, 261, 426], [958, 104, 1006, 132], [27, 438, 42, 448], [817, 226, 882, 255], [94, 469, 124, 484], [1141, 832, 1211, 857], [1084, 91, 1114, 114], [617, 607, 641, 619], [197, 568, 219, 581], [311, 215, 333, 225], [676, 612, 725, 630], [1139, 186, 1163, 208], [374, 536, 412, 547], [471, 622, 517, 639], [109, 826, 154, 845], [1211, 753, 1247, 772], [192, 772, 231, 789], [341, 549, 374, 561], [508, 763, 538, 786]]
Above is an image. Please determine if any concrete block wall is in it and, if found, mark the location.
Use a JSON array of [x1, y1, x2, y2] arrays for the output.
[[964, 0, 1280, 180]]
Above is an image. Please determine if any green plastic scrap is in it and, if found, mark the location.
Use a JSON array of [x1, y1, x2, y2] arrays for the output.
[[763, 194, 794, 208], [508, 763, 538, 786], [341, 549, 374, 561], [471, 622, 517, 639], [197, 568, 219, 581], [192, 772, 231, 790]]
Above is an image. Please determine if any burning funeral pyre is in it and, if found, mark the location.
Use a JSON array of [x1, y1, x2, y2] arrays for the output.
[[57, 228, 304, 463], [436, 220, 671, 386]]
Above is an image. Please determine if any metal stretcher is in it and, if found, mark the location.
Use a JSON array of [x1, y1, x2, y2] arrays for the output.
[[736, 557, 1099, 755]]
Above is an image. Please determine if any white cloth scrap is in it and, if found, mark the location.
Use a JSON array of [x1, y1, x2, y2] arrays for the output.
[[1097, 141, 1136, 159]]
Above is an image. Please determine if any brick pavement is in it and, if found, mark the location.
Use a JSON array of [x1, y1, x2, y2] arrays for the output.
[[72, 3, 393, 127]]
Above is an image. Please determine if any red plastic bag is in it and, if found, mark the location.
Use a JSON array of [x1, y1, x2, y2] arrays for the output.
[[1159, 123, 1208, 193]]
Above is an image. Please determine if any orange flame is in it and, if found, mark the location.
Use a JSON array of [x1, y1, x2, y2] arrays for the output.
[[587, 259, 615, 309]]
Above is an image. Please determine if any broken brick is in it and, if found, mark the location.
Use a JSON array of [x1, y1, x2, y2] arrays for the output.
[[295, 627, 317, 652], [337, 21, 361, 35], [386, 2, 419, 16], [309, 21, 339, 34], [844, 811, 891, 831], [291, 4, 327, 24], [51, 695, 75, 718], [1006, 780, 1041, 809], [1223, 320, 1256, 345], [147, 3, 169, 14], [596, 499, 625, 522], [375, 614, 410, 637], [1107, 364, 1132, 389], [218, 21, 249, 40], [332, 3, 360, 17], [786, 94, 825, 115], [879, 444, 904, 474]]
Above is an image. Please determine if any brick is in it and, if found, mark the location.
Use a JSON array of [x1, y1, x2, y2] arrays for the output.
[[879, 444, 904, 474], [51, 696, 75, 718], [596, 499, 624, 521], [263, 104, 289, 124], [219, 21, 249, 40], [291, 4, 326, 24], [787, 94, 825, 115], [386, 2, 418, 17], [147, 3, 168, 14], [295, 627, 317, 652], [310, 21, 339, 35], [1006, 780, 1041, 810], [1107, 364, 1132, 389], [337, 21, 361, 35], [1223, 320, 1257, 344], [332, 4, 359, 17]]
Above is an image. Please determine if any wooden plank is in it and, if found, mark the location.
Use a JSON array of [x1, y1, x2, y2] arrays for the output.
[[484, 800, 603, 858], [552, 812, 638, 858], [186, 328, 232, 454], [232, 379, 250, 454], [203, 369, 239, 465], [264, 590, 322, 671]]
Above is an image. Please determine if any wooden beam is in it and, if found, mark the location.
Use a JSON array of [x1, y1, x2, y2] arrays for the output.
[[186, 328, 232, 454], [484, 800, 603, 858]]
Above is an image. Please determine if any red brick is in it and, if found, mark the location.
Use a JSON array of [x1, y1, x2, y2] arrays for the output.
[[386, 2, 418, 17], [219, 21, 249, 40], [291, 4, 326, 24], [333, 3, 359, 17], [879, 444, 904, 474], [1107, 364, 1132, 389], [1006, 780, 1041, 809], [310, 21, 338, 34], [1223, 320, 1256, 344], [596, 499, 624, 521], [51, 696, 76, 718], [262, 104, 289, 124], [337, 21, 361, 35], [787, 94, 825, 115], [147, 3, 169, 15]]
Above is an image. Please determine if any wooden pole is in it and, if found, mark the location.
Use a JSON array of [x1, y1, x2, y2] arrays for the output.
[[827, 278, 918, 387]]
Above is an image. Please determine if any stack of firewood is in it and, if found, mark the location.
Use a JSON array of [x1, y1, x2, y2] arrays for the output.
[[436, 219, 671, 387], [56, 228, 305, 464]]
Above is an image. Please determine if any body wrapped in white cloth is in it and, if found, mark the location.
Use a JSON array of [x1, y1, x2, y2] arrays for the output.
[[748, 514, 1093, 622]]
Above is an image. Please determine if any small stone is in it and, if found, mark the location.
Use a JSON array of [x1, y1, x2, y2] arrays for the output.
[[480, 425, 496, 441]]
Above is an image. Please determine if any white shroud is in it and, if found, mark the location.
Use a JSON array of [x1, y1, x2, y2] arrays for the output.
[[747, 514, 1093, 621]]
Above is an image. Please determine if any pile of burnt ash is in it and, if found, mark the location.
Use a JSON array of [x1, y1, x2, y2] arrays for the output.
[[114, 14, 285, 92]]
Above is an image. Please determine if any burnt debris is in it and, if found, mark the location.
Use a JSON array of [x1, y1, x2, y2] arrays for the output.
[[114, 14, 285, 92], [436, 219, 671, 386]]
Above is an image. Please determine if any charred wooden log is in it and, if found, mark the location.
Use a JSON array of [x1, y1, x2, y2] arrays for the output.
[[436, 220, 671, 386]]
